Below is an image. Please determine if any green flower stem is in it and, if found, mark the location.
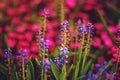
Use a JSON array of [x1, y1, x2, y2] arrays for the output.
[[64, 26, 67, 46], [74, 26, 79, 63], [43, 15, 47, 33], [41, 15, 47, 80], [116, 46, 120, 75], [8, 58, 11, 75], [22, 57, 25, 80], [60, 0, 64, 23], [81, 32, 90, 74], [73, 31, 85, 80]]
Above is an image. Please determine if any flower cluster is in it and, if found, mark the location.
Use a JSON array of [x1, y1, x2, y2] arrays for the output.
[[39, 38, 49, 54], [59, 20, 71, 46], [41, 58, 51, 73], [4, 49, 12, 59], [17, 49, 28, 64], [77, 20, 94, 40], [84, 61, 115, 80], [60, 20, 70, 31], [54, 44, 69, 67]]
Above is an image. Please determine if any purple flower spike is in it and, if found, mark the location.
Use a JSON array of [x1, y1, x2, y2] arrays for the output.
[[4, 49, 12, 58], [60, 20, 70, 31]]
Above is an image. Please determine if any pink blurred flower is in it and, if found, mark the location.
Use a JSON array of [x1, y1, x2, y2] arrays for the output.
[[4, 26, 10, 32], [12, 17, 21, 25], [31, 24, 39, 32], [48, 39, 55, 52], [70, 42, 80, 49], [83, 4, 95, 11], [86, 0, 96, 5], [101, 31, 113, 47], [8, 38, 16, 48], [77, 12, 89, 20], [18, 40, 29, 48], [8, 32, 16, 38], [17, 33, 25, 40], [31, 42, 38, 53], [66, 0, 77, 8], [16, 26, 25, 33], [6, 8, 15, 16], [25, 31, 33, 42], [17, 5, 28, 14], [92, 37, 102, 48], [108, 26, 117, 33]]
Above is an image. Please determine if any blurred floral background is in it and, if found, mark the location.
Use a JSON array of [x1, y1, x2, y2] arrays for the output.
[[0, 0, 120, 79], [0, 0, 120, 62]]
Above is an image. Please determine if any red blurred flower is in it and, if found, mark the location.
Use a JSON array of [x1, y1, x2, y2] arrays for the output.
[[66, 0, 77, 8]]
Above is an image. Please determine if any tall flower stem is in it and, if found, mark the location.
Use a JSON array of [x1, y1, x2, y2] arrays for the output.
[[22, 56, 25, 80], [41, 15, 47, 80], [74, 26, 79, 63], [81, 32, 90, 74], [73, 30, 84, 80], [60, 0, 64, 23]]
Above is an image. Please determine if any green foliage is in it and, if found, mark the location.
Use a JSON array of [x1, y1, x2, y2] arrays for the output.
[[0, 63, 7, 75], [50, 59, 60, 80]]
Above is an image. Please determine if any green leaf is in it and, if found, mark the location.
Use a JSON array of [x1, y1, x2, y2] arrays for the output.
[[50, 47, 59, 58], [67, 64, 74, 74], [0, 63, 7, 75], [50, 59, 60, 80], [35, 58, 40, 66], [98, 10, 118, 46], [59, 65, 67, 80], [26, 64, 31, 80], [15, 72, 19, 80], [83, 59, 92, 74], [27, 59, 35, 80], [77, 75, 85, 80]]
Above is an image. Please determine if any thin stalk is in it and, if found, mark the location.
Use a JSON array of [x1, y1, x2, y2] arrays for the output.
[[81, 32, 90, 73], [22, 57, 25, 80], [60, 0, 64, 23], [74, 26, 78, 63], [8, 58, 11, 75], [41, 15, 47, 80], [64, 26, 67, 46], [73, 32, 85, 80]]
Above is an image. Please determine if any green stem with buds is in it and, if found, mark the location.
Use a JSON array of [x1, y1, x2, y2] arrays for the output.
[[22, 56, 25, 80], [81, 32, 90, 74]]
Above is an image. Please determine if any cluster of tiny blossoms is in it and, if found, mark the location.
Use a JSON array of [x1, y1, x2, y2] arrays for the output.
[[4, 49, 12, 59], [17, 49, 28, 64], [53, 21, 70, 67], [54, 44, 69, 67], [77, 20, 94, 41], [84, 61, 115, 80]]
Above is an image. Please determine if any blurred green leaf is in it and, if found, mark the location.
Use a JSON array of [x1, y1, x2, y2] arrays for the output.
[[26, 63, 32, 80], [15, 72, 19, 80], [50, 59, 60, 80], [83, 59, 92, 74], [98, 10, 118, 46], [0, 63, 7, 75], [59, 65, 67, 80], [67, 64, 74, 74], [51, 47, 59, 58], [27, 59, 35, 80]]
